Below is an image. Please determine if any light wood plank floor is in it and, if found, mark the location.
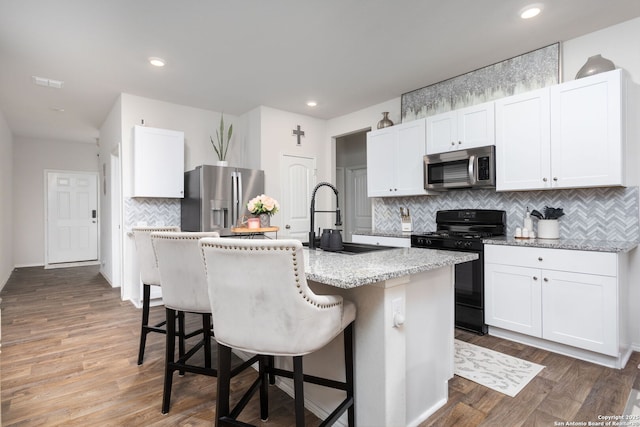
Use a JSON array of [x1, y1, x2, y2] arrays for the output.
[[1, 266, 639, 426]]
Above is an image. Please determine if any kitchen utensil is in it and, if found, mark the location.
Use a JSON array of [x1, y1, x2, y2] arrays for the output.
[[544, 206, 565, 220], [530, 210, 544, 220]]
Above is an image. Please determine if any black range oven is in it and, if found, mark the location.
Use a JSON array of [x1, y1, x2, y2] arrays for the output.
[[410, 209, 506, 334]]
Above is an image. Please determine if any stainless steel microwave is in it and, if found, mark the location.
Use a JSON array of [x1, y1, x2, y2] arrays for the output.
[[424, 145, 495, 190]]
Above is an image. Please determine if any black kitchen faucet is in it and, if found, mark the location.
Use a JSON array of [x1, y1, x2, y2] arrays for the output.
[[308, 182, 341, 249]]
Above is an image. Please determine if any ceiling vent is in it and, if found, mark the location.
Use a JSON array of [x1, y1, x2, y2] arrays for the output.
[[32, 76, 64, 89]]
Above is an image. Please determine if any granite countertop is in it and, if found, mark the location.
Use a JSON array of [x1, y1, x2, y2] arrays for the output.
[[303, 247, 477, 289], [484, 236, 639, 253]]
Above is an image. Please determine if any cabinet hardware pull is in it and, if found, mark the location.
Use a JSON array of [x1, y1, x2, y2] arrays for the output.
[[543, 177, 548, 182], [533, 276, 538, 280], [553, 177, 558, 181], [538, 257, 543, 261], [544, 277, 549, 282], [451, 141, 455, 146]]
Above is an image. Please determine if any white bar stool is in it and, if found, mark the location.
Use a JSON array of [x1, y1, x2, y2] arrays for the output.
[[151, 231, 221, 414], [132, 226, 180, 365], [200, 238, 356, 427]]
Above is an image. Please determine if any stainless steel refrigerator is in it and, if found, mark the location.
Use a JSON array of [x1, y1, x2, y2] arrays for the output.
[[181, 165, 265, 236]]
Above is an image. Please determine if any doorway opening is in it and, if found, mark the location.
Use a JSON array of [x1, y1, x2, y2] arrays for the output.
[[335, 129, 371, 242]]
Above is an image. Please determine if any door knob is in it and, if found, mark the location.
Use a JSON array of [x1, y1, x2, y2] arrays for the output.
[[285, 224, 291, 229]]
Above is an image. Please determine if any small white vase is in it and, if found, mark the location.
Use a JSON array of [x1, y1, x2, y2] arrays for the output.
[[216, 160, 228, 167], [537, 219, 559, 239]]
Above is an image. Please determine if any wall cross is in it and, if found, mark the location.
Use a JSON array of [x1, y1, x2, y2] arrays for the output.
[[292, 125, 305, 145]]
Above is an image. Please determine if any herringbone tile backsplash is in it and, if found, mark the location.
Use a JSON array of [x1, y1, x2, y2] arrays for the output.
[[374, 187, 640, 242], [124, 198, 181, 229]]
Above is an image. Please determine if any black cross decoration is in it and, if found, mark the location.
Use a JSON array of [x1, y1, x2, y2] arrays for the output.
[[292, 125, 305, 145]]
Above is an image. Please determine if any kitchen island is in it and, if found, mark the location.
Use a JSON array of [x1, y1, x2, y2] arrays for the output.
[[274, 246, 477, 427]]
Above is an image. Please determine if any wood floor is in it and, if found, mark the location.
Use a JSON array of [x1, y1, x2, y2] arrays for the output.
[[1, 265, 639, 426]]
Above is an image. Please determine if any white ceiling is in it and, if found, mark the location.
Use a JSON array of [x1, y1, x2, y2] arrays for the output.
[[1, 0, 639, 144]]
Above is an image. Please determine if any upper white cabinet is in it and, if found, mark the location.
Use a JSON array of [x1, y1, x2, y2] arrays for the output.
[[366, 118, 427, 197], [132, 125, 185, 198], [426, 101, 495, 155], [496, 69, 626, 191], [495, 88, 551, 191], [550, 69, 624, 189]]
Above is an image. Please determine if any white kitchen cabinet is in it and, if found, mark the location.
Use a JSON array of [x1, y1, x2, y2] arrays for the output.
[[366, 118, 427, 197], [426, 101, 495, 155], [485, 244, 625, 360], [132, 125, 185, 198], [495, 69, 625, 191], [550, 69, 624, 188], [485, 263, 542, 336], [352, 234, 411, 248], [542, 269, 617, 355], [495, 87, 551, 191]]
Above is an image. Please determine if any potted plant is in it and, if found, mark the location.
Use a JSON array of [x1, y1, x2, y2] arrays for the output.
[[210, 114, 233, 166], [247, 194, 279, 227]]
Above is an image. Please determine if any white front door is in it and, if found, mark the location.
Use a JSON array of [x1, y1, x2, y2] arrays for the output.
[[280, 155, 315, 241], [46, 171, 98, 264]]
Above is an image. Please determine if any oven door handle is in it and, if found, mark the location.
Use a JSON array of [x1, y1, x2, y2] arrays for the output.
[[468, 155, 477, 185]]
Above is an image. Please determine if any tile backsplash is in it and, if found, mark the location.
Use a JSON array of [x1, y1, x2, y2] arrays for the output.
[[124, 197, 180, 230], [373, 187, 640, 242]]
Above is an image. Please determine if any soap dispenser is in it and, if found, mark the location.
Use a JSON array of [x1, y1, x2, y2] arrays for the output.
[[523, 206, 533, 235]]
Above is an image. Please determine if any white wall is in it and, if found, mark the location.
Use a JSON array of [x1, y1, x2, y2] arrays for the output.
[[12, 137, 98, 267], [251, 106, 333, 232], [0, 110, 13, 290], [98, 95, 122, 285]]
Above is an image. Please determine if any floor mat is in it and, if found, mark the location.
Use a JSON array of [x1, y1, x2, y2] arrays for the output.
[[454, 339, 545, 397]]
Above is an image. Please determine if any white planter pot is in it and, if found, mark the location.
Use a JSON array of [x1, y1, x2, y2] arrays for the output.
[[537, 219, 560, 239]]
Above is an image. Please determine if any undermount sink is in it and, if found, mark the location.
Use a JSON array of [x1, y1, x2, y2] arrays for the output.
[[304, 240, 394, 255]]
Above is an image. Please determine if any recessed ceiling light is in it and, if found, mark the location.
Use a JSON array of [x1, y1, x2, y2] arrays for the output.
[[149, 57, 166, 67], [520, 4, 543, 19], [306, 101, 317, 107], [49, 107, 65, 112]]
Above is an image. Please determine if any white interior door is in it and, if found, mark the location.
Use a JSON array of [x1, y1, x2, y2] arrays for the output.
[[280, 155, 315, 241], [346, 166, 371, 240], [47, 171, 98, 264]]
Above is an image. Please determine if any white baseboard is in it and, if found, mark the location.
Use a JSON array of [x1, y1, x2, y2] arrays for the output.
[[45, 260, 100, 269]]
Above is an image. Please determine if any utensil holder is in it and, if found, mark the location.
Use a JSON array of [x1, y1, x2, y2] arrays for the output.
[[537, 219, 559, 239]]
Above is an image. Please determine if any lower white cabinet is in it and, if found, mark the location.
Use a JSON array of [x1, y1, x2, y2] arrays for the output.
[[485, 245, 624, 358], [352, 234, 410, 248]]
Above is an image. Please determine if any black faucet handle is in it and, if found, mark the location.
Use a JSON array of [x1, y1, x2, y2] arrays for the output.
[[335, 208, 342, 226]]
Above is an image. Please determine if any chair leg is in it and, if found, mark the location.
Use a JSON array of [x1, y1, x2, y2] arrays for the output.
[[344, 323, 355, 427], [161, 307, 177, 414], [216, 343, 233, 426], [137, 284, 151, 365], [293, 356, 305, 427], [259, 355, 269, 421], [203, 313, 212, 369], [268, 355, 276, 385], [177, 311, 186, 376]]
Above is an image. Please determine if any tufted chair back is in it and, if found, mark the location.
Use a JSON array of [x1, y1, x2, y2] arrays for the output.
[[152, 231, 220, 313], [132, 226, 180, 286], [200, 237, 356, 356]]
